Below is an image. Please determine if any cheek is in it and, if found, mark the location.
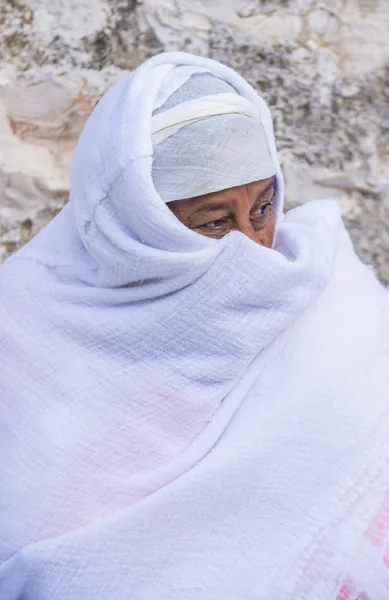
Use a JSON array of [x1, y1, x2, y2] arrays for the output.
[[255, 211, 275, 248], [170, 207, 192, 227]]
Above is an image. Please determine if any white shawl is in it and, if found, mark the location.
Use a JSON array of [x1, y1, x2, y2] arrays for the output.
[[1, 52, 389, 599]]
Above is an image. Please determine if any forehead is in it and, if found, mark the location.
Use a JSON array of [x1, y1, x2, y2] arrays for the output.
[[168, 177, 275, 215]]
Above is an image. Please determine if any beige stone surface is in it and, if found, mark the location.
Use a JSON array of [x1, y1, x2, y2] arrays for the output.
[[0, 0, 388, 282]]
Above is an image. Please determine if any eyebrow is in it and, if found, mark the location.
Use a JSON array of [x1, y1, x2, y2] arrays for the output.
[[191, 202, 228, 215], [254, 175, 277, 202], [191, 175, 277, 215]]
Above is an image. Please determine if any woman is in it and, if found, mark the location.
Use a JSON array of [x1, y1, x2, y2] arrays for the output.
[[1, 52, 389, 599]]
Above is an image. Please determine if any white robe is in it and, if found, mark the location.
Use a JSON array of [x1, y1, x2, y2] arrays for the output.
[[1, 52, 389, 599]]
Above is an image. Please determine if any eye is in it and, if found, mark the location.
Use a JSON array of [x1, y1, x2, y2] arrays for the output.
[[202, 219, 226, 230], [250, 200, 273, 230], [190, 217, 229, 234], [260, 202, 272, 214], [251, 201, 272, 216]]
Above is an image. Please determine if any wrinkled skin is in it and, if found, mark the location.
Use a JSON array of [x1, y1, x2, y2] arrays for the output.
[[167, 176, 276, 247]]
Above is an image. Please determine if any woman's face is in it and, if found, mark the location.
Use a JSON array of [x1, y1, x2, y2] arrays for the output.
[[167, 176, 276, 247]]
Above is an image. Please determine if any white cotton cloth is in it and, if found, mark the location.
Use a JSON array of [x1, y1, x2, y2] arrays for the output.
[[1, 52, 389, 600], [151, 93, 260, 145], [151, 72, 276, 202]]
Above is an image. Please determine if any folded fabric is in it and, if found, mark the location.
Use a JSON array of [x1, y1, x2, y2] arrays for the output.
[[151, 92, 260, 145]]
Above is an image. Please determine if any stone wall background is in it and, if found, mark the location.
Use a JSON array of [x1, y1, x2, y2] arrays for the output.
[[1, 0, 388, 282]]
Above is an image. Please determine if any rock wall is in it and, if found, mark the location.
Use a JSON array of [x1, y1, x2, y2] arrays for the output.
[[1, 0, 388, 282]]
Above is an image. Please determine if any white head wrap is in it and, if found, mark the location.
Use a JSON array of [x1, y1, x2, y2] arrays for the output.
[[151, 73, 276, 202]]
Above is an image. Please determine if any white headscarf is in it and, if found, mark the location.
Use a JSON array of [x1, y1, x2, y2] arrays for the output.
[[151, 73, 276, 202], [1, 52, 389, 600]]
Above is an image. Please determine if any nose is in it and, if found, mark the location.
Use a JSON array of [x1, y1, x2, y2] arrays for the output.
[[235, 219, 262, 244]]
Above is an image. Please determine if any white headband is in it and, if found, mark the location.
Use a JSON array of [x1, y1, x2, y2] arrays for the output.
[[151, 93, 260, 147]]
